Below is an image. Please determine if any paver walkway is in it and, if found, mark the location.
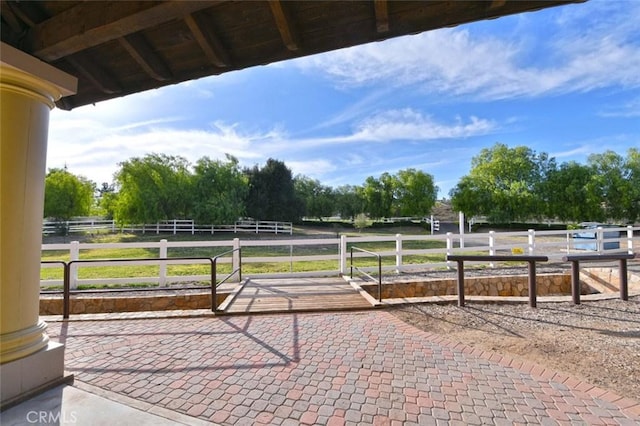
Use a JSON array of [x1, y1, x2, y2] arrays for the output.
[[44, 311, 639, 425]]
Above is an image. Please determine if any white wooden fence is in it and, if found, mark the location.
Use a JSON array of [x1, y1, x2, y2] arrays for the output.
[[41, 226, 638, 289], [43, 219, 293, 235]]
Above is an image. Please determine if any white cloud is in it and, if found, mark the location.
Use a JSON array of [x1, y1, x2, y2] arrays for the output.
[[598, 97, 640, 118], [294, 2, 640, 101]]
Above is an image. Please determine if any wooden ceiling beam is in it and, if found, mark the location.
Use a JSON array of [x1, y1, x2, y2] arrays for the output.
[[268, 0, 300, 51], [24, 1, 225, 62], [66, 54, 122, 95], [184, 13, 231, 68], [119, 33, 172, 81], [0, 1, 25, 34], [373, 0, 389, 33]]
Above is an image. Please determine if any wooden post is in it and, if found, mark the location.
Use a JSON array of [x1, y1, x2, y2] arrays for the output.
[[571, 260, 580, 305], [456, 260, 465, 307], [528, 260, 537, 308], [619, 258, 628, 301]]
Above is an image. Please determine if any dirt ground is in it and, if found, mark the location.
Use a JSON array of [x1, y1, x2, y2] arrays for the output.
[[390, 296, 640, 402]]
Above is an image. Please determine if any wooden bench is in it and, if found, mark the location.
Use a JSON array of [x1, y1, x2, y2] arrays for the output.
[[446, 255, 549, 307], [562, 253, 636, 304]]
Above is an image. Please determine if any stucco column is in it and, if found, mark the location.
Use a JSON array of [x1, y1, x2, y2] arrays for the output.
[[1, 43, 77, 405]]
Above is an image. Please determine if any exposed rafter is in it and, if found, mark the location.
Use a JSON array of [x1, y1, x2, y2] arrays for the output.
[[268, 0, 300, 51], [119, 33, 172, 82], [0, 1, 25, 34], [184, 13, 231, 68], [66, 54, 121, 95], [373, 0, 389, 33], [24, 1, 223, 62], [489, 1, 508, 9]]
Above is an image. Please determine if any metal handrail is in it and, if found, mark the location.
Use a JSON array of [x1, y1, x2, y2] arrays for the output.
[[350, 246, 383, 302], [41, 254, 242, 319], [212, 248, 242, 312]]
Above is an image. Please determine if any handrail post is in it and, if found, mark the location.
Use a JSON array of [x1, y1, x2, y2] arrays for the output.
[[619, 258, 628, 301], [63, 261, 71, 319], [456, 259, 465, 307], [350, 248, 353, 279], [211, 258, 217, 312], [233, 238, 240, 282], [527, 260, 537, 308]]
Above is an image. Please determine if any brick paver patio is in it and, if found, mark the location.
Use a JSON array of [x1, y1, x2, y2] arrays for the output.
[[45, 311, 640, 425]]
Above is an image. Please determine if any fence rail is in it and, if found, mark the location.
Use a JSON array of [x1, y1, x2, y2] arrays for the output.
[[43, 219, 292, 235], [41, 226, 639, 289]]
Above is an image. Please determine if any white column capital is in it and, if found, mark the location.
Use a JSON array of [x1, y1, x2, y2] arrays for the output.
[[1, 42, 77, 107]]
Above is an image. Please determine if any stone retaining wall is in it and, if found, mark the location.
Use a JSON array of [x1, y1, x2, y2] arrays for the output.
[[40, 292, 228, 315], [363, 274, 573, 299], [580, 267, 640, 294]]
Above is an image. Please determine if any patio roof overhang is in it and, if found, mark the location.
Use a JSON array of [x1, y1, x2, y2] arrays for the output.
[[1, 0, 582, 111]]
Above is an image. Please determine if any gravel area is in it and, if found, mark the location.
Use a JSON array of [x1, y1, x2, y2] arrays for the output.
[[391, 295, 640, 402]]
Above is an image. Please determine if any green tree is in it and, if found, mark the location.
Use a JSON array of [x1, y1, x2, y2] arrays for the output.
[[244, 159, 304, 222], [450, 143, 549, 222], [44, 168, 95, 221], [334, 185, 364, 220], [623, 148, 640, 222], [96, 182, 118, 219], [540, 161, 602, 222], [192, 155, 248, 224], [113, 154, 192, 224], [361, 175, 394, 219], [294, 176, 335, 220], [394, 168, 438, 217]]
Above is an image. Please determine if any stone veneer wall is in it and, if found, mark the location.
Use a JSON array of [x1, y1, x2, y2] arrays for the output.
[[363, 274, 572, 299], [580, 267, 640, 294], [40, 292, 228, 315]]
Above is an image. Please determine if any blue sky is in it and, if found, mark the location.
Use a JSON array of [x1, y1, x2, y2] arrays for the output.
[[48, 0, 639, 198]]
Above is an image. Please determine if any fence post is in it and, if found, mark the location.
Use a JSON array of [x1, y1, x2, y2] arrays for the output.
[[459, 211, 465, 248], [528, 229, 535, 255], [340, 234, 348, 275], [173, 219, 177, 235], [446, 232, 453, 269], [191, 220, 194, 235], [597, 227, 604, 253], [233, 238, 241, 281], [159, 239, 168, 287], [70, 241, 79, 289], [628, 226, 634, 254], [489, 231, 495, 268], [256, 221, 259, 233], [395, 234, 402, 273]]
